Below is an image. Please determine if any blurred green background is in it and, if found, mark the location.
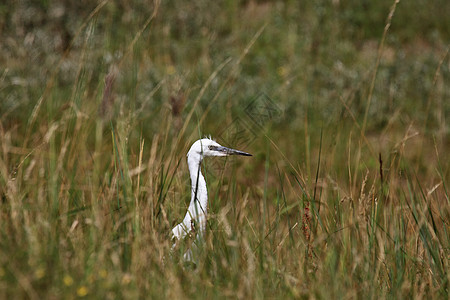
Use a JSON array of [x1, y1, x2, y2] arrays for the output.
[[1, 0, 449, 136], [0, 0, 448, 298]]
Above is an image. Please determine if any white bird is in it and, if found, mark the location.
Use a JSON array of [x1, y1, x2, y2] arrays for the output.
[[171, 138, 251, 255]]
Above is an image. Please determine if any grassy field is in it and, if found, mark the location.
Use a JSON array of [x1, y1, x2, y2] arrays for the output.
[[0, 0, 449, 298]]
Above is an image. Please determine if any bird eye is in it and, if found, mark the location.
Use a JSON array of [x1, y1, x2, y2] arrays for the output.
[[208, 145, 218, 151]]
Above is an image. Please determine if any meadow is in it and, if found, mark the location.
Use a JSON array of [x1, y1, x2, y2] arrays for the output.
[[0, 0, 449, 298]]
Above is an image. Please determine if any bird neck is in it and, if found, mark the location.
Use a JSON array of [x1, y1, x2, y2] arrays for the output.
[[187, 154, 208, 220]]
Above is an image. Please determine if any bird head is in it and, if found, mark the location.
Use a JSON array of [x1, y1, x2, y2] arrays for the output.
[[188, 138, 252, 159]]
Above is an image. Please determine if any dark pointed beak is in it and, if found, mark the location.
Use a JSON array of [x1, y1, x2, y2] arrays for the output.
[[217, 146, 252, 156]]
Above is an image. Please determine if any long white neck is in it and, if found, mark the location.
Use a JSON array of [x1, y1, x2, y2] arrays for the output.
[[171, 153, 208, 241], [186, 153, 208, 223]]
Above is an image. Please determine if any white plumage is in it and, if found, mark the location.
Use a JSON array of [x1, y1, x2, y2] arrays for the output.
[[171, 138, 251, 257]]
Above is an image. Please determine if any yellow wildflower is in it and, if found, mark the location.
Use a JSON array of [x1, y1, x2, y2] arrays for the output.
[[77, 286, 88, 297], [63, 275, 74, 286], [34, 267, 45, 279], [99, 269, 108, 279], [166, 65, 176, 75]]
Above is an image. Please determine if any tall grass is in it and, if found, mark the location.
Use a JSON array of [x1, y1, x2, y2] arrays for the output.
[[1, 0, 449, 298]]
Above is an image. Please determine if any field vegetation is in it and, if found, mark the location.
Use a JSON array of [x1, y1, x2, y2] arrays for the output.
[[0, 0, 449, 298]]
